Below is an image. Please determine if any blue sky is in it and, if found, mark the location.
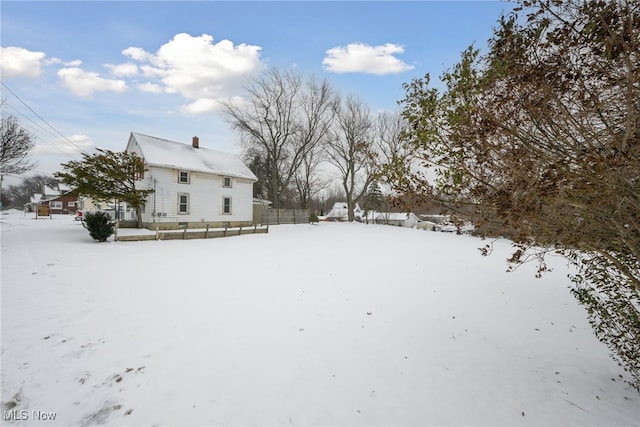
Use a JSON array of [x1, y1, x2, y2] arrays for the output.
[[1, 1, 512, 179]]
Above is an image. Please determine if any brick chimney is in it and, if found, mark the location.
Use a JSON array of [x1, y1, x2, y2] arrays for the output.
[[192, 136, 199, 149]]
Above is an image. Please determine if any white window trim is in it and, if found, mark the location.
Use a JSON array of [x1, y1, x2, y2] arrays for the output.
[[223, 176, 232, 188], [67, 201, 75, 207], [51, 201, 63, 209], [178, 193, 189, 214], [178, 170, 190, 184], [222, 196, 232, 215]]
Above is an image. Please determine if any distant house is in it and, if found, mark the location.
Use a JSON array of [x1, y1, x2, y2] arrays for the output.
[[325, 202, 363, 222], [365, 211, 422, 228], [45, 194, 79, 215], [27, 184, 78, 215], [126, 132, 257, 229]]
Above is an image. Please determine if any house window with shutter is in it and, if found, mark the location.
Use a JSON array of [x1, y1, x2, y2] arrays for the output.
[[178, 193, 189, 214], [178, 171, 190, 184], [223, 176, 232, 188], [223, 197, 232, 214]]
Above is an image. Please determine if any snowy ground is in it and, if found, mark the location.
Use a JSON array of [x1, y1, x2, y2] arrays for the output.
[[1, 210, 638, 426]]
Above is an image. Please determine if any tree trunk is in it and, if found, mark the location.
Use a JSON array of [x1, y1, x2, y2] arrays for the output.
[[135, 205, 143, 228]]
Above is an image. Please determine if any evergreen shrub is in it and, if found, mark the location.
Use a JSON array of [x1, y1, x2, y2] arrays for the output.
[[83, 211, 114, 242]]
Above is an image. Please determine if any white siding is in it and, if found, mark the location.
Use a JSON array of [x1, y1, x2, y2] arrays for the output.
[[140, 165, 253, 225]]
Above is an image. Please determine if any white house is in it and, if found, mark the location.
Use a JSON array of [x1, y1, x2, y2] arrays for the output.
[[126, 132, 257, 229], [325, 202, 363, 221], [364, 211, 422, 228]]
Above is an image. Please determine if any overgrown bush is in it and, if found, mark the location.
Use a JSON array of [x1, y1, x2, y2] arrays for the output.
[[385, 0, 640, 390], [568, 252, 640, 391], [83, 211, 114, 242], [309, 212, 319, 224]]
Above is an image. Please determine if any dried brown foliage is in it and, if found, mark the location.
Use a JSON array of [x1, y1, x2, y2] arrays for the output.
[[387, 0, 640, 388]]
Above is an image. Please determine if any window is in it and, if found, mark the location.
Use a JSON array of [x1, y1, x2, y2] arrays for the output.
[[178, 171, 190, 184], [223, 197, 232, 214], [178, 193, 189, 214], [51, 201, 63, 209], [68, 201, 75, 207], [223, 176, 232, 188]]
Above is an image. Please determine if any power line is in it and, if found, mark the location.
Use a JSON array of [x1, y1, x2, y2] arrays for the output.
[[1, 101, 80, 158], [1, 81, 90, 156], [2, 101, 72, 154]]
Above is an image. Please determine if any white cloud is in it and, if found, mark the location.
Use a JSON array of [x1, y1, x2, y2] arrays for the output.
[[122, 46, 152, 62], [0, 47, 47, 79], [123, 33, 263, 114], [42, 58, 82, 67], [323, 43, 414, 75], [57, 67, 128, 96], [34, 133, 94, 155], [181, 98, 223, 114], [138, 82, 163, 93], [106, 62, 138, 77]]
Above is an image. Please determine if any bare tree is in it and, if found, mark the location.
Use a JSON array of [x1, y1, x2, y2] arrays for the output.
[[222, 67, 337, 212], [293, 143, 330, 208], [5, 174, 58, 208], [292, 76, 338, 208], [327, 95, 374, 222], [1, 115, 36, 207], [375, 111, 411, 171]]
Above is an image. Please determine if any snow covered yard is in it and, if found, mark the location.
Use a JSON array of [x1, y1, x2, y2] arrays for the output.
[[1, 210, 638, 426]]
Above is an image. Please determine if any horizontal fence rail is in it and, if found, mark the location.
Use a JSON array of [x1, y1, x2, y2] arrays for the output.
[[115, 224, 269, 242]]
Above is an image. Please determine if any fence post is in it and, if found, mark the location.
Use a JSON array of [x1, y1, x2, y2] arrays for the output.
[[224, 224, 227, 237], [114, 221, 119, 241], [205, 224, 209, 239], [239, 225, 243, 236], [155, 225, 159, 240]]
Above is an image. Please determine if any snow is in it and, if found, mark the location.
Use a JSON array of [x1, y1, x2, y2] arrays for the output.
[[325, 202, 363, 221], [129, 132, 257, 181], [1, 209, 638, 426]]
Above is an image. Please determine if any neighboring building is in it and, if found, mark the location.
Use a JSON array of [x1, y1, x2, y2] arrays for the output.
[[416, 221, 438, 231], [418, 214, 450, 224], [27, 184, 78, 215], [365, 211, 422, 228], [325, 202, 363, 222], [75, 197, 137, 221], [126, 132, 257, 229], [45, 194, 79, 215]]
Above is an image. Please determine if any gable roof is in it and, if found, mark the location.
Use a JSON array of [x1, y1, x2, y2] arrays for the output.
[[43, 185, 60, 197], [128, 132, 257, 181], [326, 202, 363, 220]]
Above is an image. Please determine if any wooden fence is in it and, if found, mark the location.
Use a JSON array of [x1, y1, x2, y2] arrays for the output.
[[115, 224, 268, 242], [261, 209, 310, 225]]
